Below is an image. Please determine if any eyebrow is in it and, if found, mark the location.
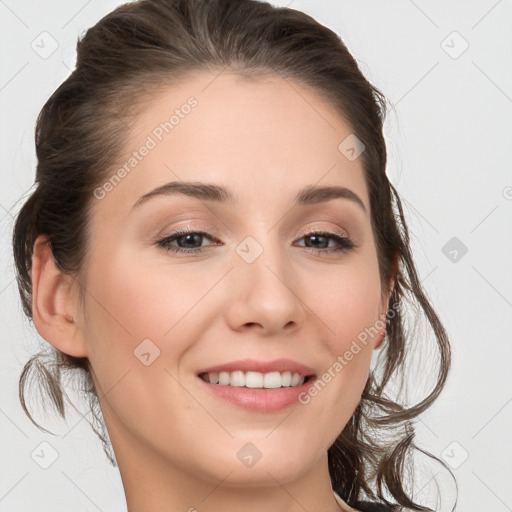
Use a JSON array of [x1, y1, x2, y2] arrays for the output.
[[132, 181, 367, 213]]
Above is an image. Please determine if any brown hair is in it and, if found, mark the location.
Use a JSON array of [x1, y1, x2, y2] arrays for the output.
[[12, 0, 455, 510]]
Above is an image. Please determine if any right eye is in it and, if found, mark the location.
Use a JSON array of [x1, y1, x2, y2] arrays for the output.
[[157, 228, 221, 254]]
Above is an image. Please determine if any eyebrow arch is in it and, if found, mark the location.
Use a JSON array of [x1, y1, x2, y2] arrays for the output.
[[295, 184, 366, 213], [132, 181, 367, 213]]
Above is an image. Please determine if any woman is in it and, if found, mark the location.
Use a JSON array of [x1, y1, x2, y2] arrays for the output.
[[12, 0, 453, 510]]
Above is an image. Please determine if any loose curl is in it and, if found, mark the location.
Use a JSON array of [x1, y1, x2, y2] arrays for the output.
[[12, 0, 455, 510]]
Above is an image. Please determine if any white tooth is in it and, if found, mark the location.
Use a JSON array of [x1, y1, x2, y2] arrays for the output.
[[207, 370, 308, 387], [245, 371, 264, 388], [291, 372, 301, 386], [219, 371, 230, 385], [263, 371, 282, 389], [281, 371, 292, 387], [230, 371, 245, 387]]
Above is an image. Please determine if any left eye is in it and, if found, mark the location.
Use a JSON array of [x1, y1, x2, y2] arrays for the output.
[[156, 229, 356, 255], [295, 231, 355, 253]]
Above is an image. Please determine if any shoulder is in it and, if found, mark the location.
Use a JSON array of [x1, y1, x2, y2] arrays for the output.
[[354, 501, 401, 512], [333, 490, 402, 512]]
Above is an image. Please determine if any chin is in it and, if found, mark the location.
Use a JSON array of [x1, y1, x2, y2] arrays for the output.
[[196, 436, 320, 487]]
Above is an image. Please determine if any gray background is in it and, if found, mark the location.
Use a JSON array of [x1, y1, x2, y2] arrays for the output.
[[1, 1, 511, 511]]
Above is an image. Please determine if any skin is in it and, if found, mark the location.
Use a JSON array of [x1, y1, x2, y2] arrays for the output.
[[31, 71, 394, 512]]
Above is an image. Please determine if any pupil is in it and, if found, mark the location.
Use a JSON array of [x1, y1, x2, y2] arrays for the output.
[[181, 233, 201, 248], [307, 234, 327, 249]]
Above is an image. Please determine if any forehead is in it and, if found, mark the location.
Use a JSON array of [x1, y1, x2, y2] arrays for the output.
[[95, 71, 370, 217]]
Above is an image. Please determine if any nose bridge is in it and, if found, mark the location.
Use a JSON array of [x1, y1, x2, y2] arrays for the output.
[[227, 231, 304, 333], [236, 231, 290, 289]]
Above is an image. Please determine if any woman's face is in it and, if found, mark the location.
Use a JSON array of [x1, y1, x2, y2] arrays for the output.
[[74, 71, 391, 487]]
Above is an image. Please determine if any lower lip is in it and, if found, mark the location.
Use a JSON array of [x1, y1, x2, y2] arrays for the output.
[[197, 376, 317, 412]]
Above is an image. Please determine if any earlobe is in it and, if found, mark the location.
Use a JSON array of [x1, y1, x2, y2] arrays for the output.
[[31, 235, 88, 358], [373, 311, 388, 350], [374, 273, 397, 350]]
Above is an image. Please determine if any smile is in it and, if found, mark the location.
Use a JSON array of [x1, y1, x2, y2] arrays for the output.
[[198, 370, 313, 388], [196, 359, 318, 412]]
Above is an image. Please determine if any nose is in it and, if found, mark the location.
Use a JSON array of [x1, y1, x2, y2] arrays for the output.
[[225, 239, 306, 336]]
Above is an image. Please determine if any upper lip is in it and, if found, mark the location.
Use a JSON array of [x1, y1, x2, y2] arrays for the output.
[[197, 358, 316, 377]]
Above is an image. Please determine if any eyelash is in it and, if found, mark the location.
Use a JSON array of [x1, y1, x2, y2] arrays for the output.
[[156, 226, 356, 256]]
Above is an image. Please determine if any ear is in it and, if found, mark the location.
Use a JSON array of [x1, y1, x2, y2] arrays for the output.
[[374, 256, 399, 350], [31, 235, 88, 358]]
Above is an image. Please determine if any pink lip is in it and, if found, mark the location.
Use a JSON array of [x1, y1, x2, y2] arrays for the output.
[[197, 376, 317, 412], [197, 358, 316, 377], [196, 358, 317, 413]]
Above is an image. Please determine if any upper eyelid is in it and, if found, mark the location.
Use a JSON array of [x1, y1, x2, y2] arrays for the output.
[[300, 227, 349, 238], [158, 227, 354, 245], [157, 230, 356, 258], [158, 225, 217, 238]]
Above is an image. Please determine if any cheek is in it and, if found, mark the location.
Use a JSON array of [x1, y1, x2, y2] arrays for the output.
[[81, 246, 230, 391], [312, 255, 383, 352], [84, 244, 216, 341], [80, 251, 206, 444], [302, 254, 382, 414]]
